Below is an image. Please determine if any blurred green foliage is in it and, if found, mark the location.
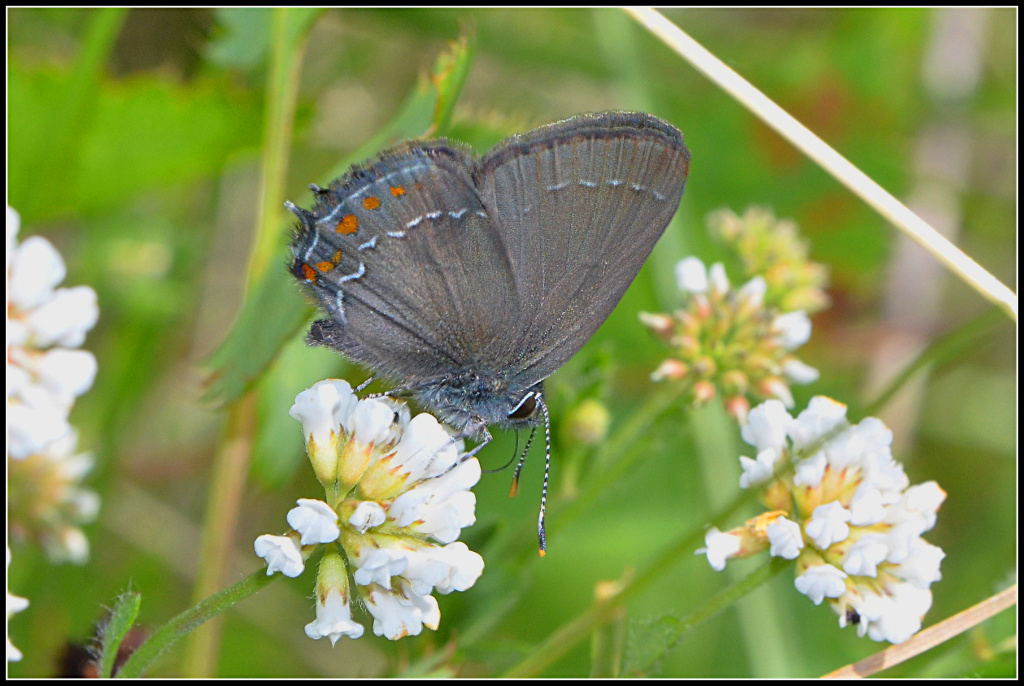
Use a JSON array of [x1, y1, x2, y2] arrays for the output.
[[7, 8, 1016, 677]]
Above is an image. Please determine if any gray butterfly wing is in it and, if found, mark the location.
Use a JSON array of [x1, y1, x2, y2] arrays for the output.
[[477, 111, 690, 385], [291, 142, 520, 385]]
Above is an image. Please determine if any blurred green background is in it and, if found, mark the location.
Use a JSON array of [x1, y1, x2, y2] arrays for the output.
[[7, 8, 1016, 677]]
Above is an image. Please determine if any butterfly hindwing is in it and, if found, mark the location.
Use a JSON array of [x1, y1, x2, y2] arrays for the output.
[[478, 112, 691, 385]]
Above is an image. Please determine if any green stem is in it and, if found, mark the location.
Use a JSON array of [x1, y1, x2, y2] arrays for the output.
[[861, 307, 1005, 417], [117, 569, 278, 678], [183, 9, 318, 675], [504, 548, 787, 678]]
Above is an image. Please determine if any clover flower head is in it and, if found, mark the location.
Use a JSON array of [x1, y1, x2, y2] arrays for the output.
[[707, 206, 830, 314], [642, 256, 818, 420], [257, 379, 484, 642], [699, 396, 945, 644], [7, 431, 100, 565]]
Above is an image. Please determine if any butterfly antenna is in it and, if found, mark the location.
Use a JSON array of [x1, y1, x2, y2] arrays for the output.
[[536, 395, 551, 556], [508, 426, 537, 496], [483, 430, 526, 475]]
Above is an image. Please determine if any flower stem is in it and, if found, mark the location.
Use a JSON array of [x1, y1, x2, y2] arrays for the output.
[[504, 554, 788, 677], [116, 569, 278, 678], [183, 9, 318, 675], [861, 307, 1005, 417]]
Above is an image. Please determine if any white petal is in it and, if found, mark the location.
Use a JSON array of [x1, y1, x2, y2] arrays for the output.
[[741, 399, 793, 452], [304, 589, 364, 644], [287, 499, 340, 545], [866, 581, 931, 643], [388, 458, 481, 542], [346, 398, 397, 446], [792, 451, 827, 488], [352, 546, 408, 589], [766, 517, 804, 559], [894, 539, 945, 589], [254, 534, 304, 577], [794, 564, 847, 605], [9, 235, 66, 310], [805, 501, 851, 549], [25, 286, 99, 348], [391, 413, 461, 484], [772, 311, 812, 349], [738, 448, 780, 489], [349, 501, 386, 533], [7, 206, 21, 269], [289, 380, 354, 448], [842, 534, 889, 577], [698, 527, 742, 571], [848, 485, 886, 526], [782, 358, 819, 384], [31, 348, 98, 399], [708, 262, 730, 295], [737, 275, 766, 307], [674, 256, 708, 294], [789, 396, 849, 452], [363, 580, 441, 640], [7, 398, 72, 460]]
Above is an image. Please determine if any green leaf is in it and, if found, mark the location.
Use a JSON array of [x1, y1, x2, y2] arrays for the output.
[[99, 590, 142, 678], [251, 333, 348, 488], [9, 69, 261, 221], [203, 263, 312, 404], [206, 8, 274, 68]]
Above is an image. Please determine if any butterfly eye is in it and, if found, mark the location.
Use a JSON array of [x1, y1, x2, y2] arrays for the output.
[[508, 393, 538, 421]]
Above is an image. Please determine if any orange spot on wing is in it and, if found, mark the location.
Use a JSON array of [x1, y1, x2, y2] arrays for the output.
[[337, 214, 359, 234], [390, 185, 406, 197], [333, 250, 343, 262], [316, 261, 335, 272], [300, 263, 318, 282], [363, 196, 381, 210]]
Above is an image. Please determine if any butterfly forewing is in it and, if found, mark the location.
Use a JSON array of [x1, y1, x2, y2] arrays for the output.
[[292, 142, 521, 384]]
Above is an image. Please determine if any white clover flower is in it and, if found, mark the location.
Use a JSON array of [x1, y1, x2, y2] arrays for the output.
[[741, 399, 793, 453], [736, 275, 767, 307], [698, 527, 742, 572], [739, 448, 781, 489], [257, 379, 485, 643], [7, 207, 99, 461], [782, 358, 819, 385], [804, 502, 851, 549], [363, 579, 441, 640], [795, 564, 848, 605], [254, 534, 305, 578], [701, 396, 946, 644], [287, 499, 341, 545], [349, 501, 386, 533], [7, 549, 29, 663], [766, 516, 804, 560], [305, 551, 364, 643], [771, 311, 812, 349], [675, 256, 708, 293], [708, 262, 730, 295], [7, 431, 100, 565], [305, 589, 365, 644]]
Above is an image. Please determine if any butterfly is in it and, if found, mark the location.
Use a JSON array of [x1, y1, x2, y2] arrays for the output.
[[289, 111, 690, 552]]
